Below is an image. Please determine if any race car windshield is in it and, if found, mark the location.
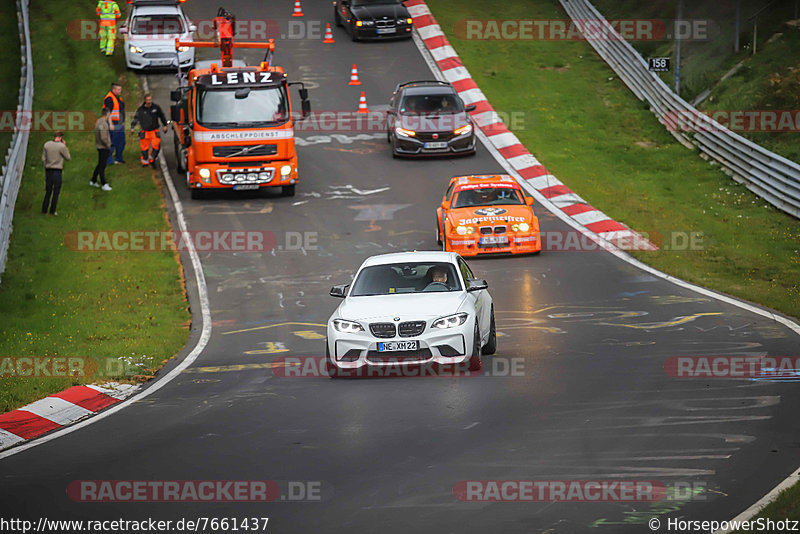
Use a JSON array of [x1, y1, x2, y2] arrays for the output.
[[452, 187, 525, 208], [198, 87, 290, 127], [400, 94, 462, 115], [131, 15, 185, 35], [350, 263, 462, 296]]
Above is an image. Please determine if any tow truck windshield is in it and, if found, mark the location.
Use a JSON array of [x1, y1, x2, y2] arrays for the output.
[[198, 86, 290, 127]]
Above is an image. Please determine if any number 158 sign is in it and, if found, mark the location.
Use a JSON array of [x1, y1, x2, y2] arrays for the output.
[[648, 57, 670, 72]]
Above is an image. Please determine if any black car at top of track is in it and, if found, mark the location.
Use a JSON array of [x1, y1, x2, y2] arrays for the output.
[[387, 81, 478, 158], [333, 0, 414, 41]]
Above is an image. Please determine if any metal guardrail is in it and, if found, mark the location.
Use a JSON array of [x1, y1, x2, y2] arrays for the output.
[[0, 0, 33, 281], [560, 0, 800, 219]]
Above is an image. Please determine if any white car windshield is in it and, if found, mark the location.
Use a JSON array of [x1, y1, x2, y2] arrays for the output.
[[351, 262, 462, 296], [132, 15, 185, 36], [198, 86, 289, 127]]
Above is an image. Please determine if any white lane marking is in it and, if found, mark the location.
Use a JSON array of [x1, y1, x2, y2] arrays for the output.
[[406, 4, 431, 18], [456, 88, 487, 106], [430, 45, 458, 62], [295, 133, 384, 146], [487, 131, 521, 149], [548, 193, 586, 207], [463, 422, 479, 430], [0, 75, 213, 460], [441, 66, 472, 83], [0, 429, 25, 448], [506, 153, 541, 170], [527, 174, 562, 190], [571, 210, 612, 226], [18, 398, 92, 426], [417, 24, 443, 41], [471, 110, 503, 128], [714, 467, 800, 534]]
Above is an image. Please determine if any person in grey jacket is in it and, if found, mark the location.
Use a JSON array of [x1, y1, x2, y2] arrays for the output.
[[41, 131, 71, 215], [91, 107, 113, 190]]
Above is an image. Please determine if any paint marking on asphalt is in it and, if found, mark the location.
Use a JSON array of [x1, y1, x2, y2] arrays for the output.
[[183, 362, 298, 374], [603, 312, 722, 329], [223, 321, 326, 335]]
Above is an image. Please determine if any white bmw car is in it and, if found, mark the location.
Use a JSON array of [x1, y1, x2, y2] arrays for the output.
[[326, 251, 495, 377]]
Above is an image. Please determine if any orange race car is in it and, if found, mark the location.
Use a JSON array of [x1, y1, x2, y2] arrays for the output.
[[436, 174, 542, 256]]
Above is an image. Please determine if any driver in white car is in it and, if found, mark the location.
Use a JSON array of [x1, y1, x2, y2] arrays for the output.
[[424, 266, 451, 291]]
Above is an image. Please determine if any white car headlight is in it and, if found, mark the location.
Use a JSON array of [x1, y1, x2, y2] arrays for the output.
[[178, 46, 190, 53], [129, 45, 143, 54], [432, 313, 469, 329], [333, 319, 364, 333]]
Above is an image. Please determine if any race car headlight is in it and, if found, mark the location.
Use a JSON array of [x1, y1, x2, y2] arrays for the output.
[[356, 20, 363, 27], [454, 124, 473, 136], [512, 223, 530, 232], [333, 319, 364, 333], [456, 225, 475, 235], [395, 126, 416, 137], [178, 46, 190, 53], [407, 18, 414, 24], [198, 168, 211, 183], [432, 313, 469, 330], [129, 45, 143, 54], [280, 165, 292, 176]]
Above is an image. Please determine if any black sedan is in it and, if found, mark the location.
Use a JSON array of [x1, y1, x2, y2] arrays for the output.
[[333, 0, 414, 41], [387, 81, 477, 158]]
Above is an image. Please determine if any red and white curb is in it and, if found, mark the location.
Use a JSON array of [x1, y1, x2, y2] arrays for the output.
[[404, 0, 657, 251], [0, 383, 137, 451]]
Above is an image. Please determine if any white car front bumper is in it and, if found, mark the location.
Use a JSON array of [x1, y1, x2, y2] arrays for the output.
[[327, 318, 474, 370]]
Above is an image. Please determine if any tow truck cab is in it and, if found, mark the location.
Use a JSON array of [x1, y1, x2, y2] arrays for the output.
[[171, 61, 310, 198]]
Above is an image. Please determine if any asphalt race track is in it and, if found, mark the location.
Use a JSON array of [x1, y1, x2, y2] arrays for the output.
[[2, 2, 800, 533]]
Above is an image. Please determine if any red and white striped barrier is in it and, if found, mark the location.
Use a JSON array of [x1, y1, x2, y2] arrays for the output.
[[0, 383, 137, 451], [404, 0, 656, 250]]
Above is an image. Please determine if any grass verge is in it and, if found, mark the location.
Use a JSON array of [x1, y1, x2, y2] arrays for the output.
[[427, 0, 800, 322], [740, 481, 800, 532], [0, 1, 22, 157], [0, 1, 190, 413]]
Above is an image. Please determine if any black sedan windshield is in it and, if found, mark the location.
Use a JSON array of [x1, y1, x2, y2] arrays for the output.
[[400, 93, 462, 114], [198, 87, 289, 127], [351, 263, 461, 296]]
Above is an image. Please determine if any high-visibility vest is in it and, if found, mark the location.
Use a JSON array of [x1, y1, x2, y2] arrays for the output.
[[97, 1, 120, 27], [104, 91, 121, 123]]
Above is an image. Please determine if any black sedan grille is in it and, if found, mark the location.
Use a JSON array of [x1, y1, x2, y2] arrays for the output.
[[369, 323, 396, 338], [415, 132, 455, 142], [213, 145, 278, 158], [398, 321, 426, 337], [376, 20, 396, 29]]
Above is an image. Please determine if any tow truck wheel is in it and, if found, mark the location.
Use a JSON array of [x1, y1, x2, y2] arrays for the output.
[[174, 138, 186, 175], [281, 185, 296, 197]]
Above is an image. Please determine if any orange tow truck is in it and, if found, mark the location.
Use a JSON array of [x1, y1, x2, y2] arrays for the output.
[[170, 8, 310, 198]]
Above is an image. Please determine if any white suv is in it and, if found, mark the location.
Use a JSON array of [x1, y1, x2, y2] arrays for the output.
[[121, 0, 195, 71]]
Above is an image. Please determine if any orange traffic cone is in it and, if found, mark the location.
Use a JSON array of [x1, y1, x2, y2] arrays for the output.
[[291, 0, 304, 17], [323, 23, 335, 43], [357, 91, 369, 113], [348, 64, 361, 86]]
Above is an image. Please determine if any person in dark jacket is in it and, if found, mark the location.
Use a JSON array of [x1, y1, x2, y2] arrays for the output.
[[41, 131, 71, 215], [130, 94, 169, 166], [91, 107, 113, 190], [103, 82, 125, 164]]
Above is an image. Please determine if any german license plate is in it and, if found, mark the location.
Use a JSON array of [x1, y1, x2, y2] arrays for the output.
[[149, 60, 171, 66], [233, 184, 259, 191], [480, 235, 509, 245], [377, 27, 397, 34], [378, 340, 418, 352], [423, 141, 448, 149]]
